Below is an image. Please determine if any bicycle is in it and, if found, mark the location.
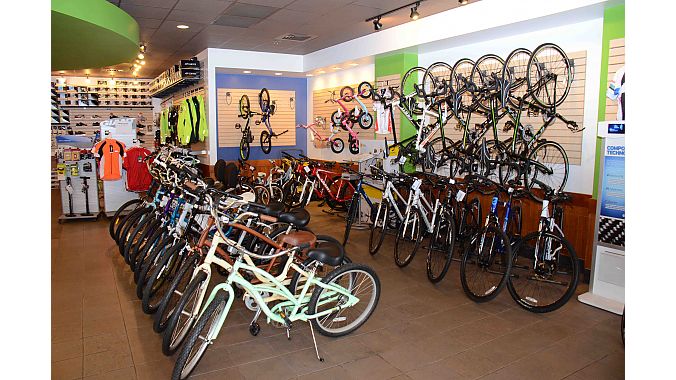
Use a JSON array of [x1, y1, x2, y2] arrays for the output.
[[297, 116, 345, 154], [367, 165, 410, 255], [507, 178, 579, 313], [259, 88, 288, 154], [327, 89, 365, 154], [171, 192, 381, 379]]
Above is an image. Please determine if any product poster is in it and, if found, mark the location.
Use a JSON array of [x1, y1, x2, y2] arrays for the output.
[[598, 137, 625, 247]]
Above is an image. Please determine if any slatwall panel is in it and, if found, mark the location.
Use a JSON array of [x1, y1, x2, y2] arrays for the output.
[[605, 38, 625, 121], [217, 88, 296, 148], [312, 83, 377, 141], [439, 50, 587, 165]]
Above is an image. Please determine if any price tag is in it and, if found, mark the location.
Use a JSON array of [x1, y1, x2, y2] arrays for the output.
[[304, 165, 310, 173], [398, 156, 407, 164], [541, 200, 550, 218], [159, 196, 169, 207], [412, 179, 422, 192], [456, 189, 466, 202]]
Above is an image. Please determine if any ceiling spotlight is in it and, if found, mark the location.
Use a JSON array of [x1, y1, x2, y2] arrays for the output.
[[138, 53, 145, 59], [410, 4, 420, 20], [333, 67, 341, 70], [274, 72, 283, 76], [459, 0, 469, 4], [318, 70, 326, 74], [373, 17, 383, 31], [141, 60, 146, 65], [243, 70, 251, 74], [59, 70, 65, 74], [140, 44, 146, 52], [349, 63, 359, 67], [177, 24, 189, 29], [306, 74, 313, 77], [133, 63, 139, 68]]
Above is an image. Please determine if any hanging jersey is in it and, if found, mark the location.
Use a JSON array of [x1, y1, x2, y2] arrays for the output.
[[606, 66, 625, 120], [92, 139, 126, 180], [123, 147, 152, 191]]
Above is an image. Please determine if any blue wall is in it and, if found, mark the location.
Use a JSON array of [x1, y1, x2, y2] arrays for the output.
[[215, 73, 307, 161]]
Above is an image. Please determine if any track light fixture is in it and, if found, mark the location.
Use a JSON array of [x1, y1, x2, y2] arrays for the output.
[[410, 3, 420, 20], [373, 17, 383, 31], [459, 0, 469, 4], [366, 0, 424, 30]]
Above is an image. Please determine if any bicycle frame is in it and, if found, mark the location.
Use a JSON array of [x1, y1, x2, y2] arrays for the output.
[[402, 178, 441, 234], [297, 166, 347, 207], [372, 177, 407, 223]]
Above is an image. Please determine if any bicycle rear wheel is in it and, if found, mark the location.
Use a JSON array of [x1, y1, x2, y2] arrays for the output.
[[343, 194, 361, 245], [507, 231, 579, 313], [451, 58, 475, 108], [259, 88, 270, 112], [109, 198, 142, 241], [401, 67, 433, 114], [470, 54, 505, 112], [162, 271, 208, 356], [239, 94, 250, 117], [502, 48, 532, 110], [460, 224, 513, 302], [424, 61, 452, 97]]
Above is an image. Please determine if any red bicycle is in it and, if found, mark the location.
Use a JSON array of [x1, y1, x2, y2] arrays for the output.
[[281, 154, 355, 210]]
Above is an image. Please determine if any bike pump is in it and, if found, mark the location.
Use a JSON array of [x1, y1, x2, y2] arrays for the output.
[[65, 177, 76, 217], [81, 176, 92, 216]]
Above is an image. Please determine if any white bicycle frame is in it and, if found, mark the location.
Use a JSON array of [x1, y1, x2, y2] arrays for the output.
[[535, 199, 565, 264], [372, 176, 407, 224], [401, 178, 440, 235]]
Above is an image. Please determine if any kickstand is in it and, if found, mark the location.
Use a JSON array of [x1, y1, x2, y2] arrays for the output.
[[308, 320, 324, 362]]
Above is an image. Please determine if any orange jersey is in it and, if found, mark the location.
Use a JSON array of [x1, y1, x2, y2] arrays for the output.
[[92, 139, 126, 180]]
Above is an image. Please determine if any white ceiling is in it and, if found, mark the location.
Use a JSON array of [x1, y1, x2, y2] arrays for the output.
[[53, 0, 478, 78]]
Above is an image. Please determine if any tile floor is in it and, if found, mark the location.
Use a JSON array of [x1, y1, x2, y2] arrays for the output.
[[52, 191, 624, 379]]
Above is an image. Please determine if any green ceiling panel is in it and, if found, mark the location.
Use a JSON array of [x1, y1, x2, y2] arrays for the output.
[[52, 0, 140, 70]]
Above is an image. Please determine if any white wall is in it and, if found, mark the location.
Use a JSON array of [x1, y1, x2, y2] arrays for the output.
[[306, 64, 378, 161], [418, 17, 604, 195]]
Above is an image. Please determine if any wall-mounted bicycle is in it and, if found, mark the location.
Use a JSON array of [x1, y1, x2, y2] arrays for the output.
[[238, 89, 289, 157]]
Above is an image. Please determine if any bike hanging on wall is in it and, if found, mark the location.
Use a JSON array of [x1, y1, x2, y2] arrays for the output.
[[327, 87, 373, 154], [259, 88, 288, 154], [297, 116, 345, 154], [236, 94, 255, 161]]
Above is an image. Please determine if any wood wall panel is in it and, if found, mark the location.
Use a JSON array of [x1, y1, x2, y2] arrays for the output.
[[311, 74, 401, 149], [605, 38, 625, 121], [217, 88, 296, 148]]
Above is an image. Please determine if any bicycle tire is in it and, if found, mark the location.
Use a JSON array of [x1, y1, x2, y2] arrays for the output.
[[343, 194, 361, 245], [109, 198, 142, 241], [524, 140, 569, 200], [450, 58, 475, 107], [470, 54, 505, 112], [124, 216, 158, 266], [132, 223, 166, 273], [162, 270, 208, 356], [142, 240, 187, 314], [358, 112, 373, 129], [368, 201, 388, 255], [259, 88, 270, 112], [153, 254, 200, 333], [401, 67, 432, 115], [135, 231, 171, 284], [394, 208, 424, 268], [424, 61, 452, 99], [426, 206, 456, 283], [307, 263, 380, 337], [330, 138, 345, 154], [172, 290, 228, 380], [460, 224, 513, 302], [502, 48, 532, 110], [527, 43, 573, 108], [260, 130, 272, 154], [117, 207, 151, 255], [136, 233, 175, 298], [239, 138, 250, 161], [239, 94, 250, 118], [507, 231, 579, 313], [340, 86, 354, 101], [358, 81, 373, 98]]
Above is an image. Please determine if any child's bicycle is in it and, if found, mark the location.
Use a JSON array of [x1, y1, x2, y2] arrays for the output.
[[327, 88, 371, 154], [297, 116, 345, 154]]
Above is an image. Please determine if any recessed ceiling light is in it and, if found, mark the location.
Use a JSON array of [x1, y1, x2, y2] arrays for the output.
[[306, 74, 313, 77], [59, 70, 65, 74], [333, 67, 341, 70], [141, 60, 146, 65], [349, 63, 358, 67], [274, 72, 283, 76], [243, 70, 251, 74], [177, 24, 189, 29], [138, 53, 144, 59], [318, 70, 325, 74], [459, 0, 469, 4]]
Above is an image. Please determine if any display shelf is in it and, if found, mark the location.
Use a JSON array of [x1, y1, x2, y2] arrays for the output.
[[150, 77, 200, 99]]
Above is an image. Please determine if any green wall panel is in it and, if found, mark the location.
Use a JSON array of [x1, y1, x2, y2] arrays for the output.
[[592, 3, 625, 198], [374, 52, 418, 141]]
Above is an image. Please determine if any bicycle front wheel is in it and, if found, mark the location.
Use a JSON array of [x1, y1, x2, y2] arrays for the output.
[[394, 208, 424, 268], [427, 207, 456, 283], [507, 231, 579, 313], [308, 263, 380, 337], [525, 140, 569, 199], [343, 194, 361, 246], [172, 290, 228, 380], [368, 201, 389, 255], [162, 271, 208, 356], [460, 225, 513, 302]]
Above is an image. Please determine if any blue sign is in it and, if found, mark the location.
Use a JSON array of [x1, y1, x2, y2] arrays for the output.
[[600, 140, 625, 220]]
